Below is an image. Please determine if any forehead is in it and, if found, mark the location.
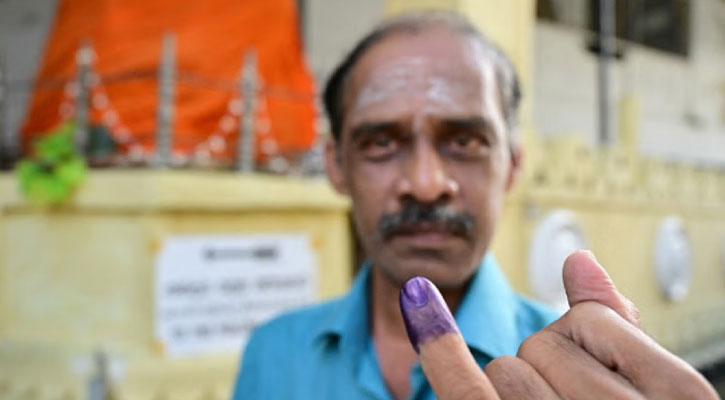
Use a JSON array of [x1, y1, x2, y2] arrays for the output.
[[343, 28, 500, 122]]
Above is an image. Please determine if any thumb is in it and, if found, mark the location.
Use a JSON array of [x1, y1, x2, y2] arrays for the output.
[[563, 250, 641, 327], [400, 277, 500, 400]]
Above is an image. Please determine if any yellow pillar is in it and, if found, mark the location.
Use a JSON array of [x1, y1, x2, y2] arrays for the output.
[[618, 94, 640, 159]]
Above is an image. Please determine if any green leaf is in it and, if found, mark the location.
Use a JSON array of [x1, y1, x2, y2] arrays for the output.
[[16, 121, 88, 207], [56, 157, 86, 185], [34, 124, 75, 163]]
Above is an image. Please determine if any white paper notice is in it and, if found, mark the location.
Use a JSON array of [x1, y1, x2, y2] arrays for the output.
[[154, 234, 317, 357]]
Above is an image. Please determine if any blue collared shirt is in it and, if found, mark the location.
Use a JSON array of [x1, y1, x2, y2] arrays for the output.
[[232, 255, 560, 400]]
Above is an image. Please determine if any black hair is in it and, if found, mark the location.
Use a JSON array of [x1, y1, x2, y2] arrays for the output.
[[322, 10, 522, 141]]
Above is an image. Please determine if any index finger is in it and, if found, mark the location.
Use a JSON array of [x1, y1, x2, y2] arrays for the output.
[[400, 277, 500, 400]]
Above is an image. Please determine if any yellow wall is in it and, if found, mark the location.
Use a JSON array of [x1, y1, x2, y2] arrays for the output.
[[0, 171, 352, 400], [499, 136, 725, 364]]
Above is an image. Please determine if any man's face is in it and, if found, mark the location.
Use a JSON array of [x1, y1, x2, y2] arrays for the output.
[[326, 28, 519, 289]]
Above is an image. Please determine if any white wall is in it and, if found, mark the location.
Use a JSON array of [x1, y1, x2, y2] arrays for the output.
[[533, 0, 725, 166]]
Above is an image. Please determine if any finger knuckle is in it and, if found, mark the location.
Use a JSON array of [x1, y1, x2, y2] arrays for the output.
[[568, 301, 610, 321], [564, 301, 621, 333], [565, 301, 638, 345], [517, 331, 549, 359], [484, 355, 517, 379]]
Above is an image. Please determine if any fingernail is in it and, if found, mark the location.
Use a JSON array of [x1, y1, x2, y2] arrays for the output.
[[401, 277, 429, 307], [399, 276, 460, 353]]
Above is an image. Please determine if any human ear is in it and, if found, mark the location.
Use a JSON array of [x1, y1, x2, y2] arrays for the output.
[[325, 137, 349, 195], [505, 142, 523, 192]]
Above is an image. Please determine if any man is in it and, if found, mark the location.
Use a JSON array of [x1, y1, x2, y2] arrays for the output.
[[232, 11, 718, 400]]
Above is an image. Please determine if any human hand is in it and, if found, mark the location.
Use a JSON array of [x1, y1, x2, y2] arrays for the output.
[[399, 250, 719, 399]]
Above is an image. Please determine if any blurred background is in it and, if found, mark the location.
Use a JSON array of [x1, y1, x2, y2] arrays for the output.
[[0, 0, 724, 398]]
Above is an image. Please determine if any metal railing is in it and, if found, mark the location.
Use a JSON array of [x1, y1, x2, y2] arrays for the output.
[[0, 34, 325, 175]]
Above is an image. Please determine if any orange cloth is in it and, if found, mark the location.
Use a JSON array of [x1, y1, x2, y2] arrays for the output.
[[22, 0, 316, 161]]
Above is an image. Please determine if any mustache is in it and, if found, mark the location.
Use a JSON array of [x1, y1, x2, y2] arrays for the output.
[[378, 201, 475, 241]]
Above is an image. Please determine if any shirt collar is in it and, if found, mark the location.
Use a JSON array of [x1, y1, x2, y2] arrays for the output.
[[310, 254, 520, 360], [310, 261, 371, 360], [454, 253, 520, 358]]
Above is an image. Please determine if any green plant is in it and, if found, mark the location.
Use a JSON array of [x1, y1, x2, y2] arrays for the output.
[[16, 122, 87, 207]]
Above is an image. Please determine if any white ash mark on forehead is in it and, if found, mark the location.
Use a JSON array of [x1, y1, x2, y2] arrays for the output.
[[352, 57, 477, 113], [424, 76, 463, 107], [352, 57, 425, 111]]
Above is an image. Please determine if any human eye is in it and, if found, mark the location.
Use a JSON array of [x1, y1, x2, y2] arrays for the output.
[[453, 133, 475, 148], [359, 132, 400, 160], [445, 131, 488, 158]]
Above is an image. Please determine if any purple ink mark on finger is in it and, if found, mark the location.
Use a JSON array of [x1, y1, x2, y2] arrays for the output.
[[399, 276, 460, 353]]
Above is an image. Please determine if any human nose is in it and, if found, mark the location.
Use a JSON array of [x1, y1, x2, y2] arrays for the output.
[[396, 141, 459, 203]]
